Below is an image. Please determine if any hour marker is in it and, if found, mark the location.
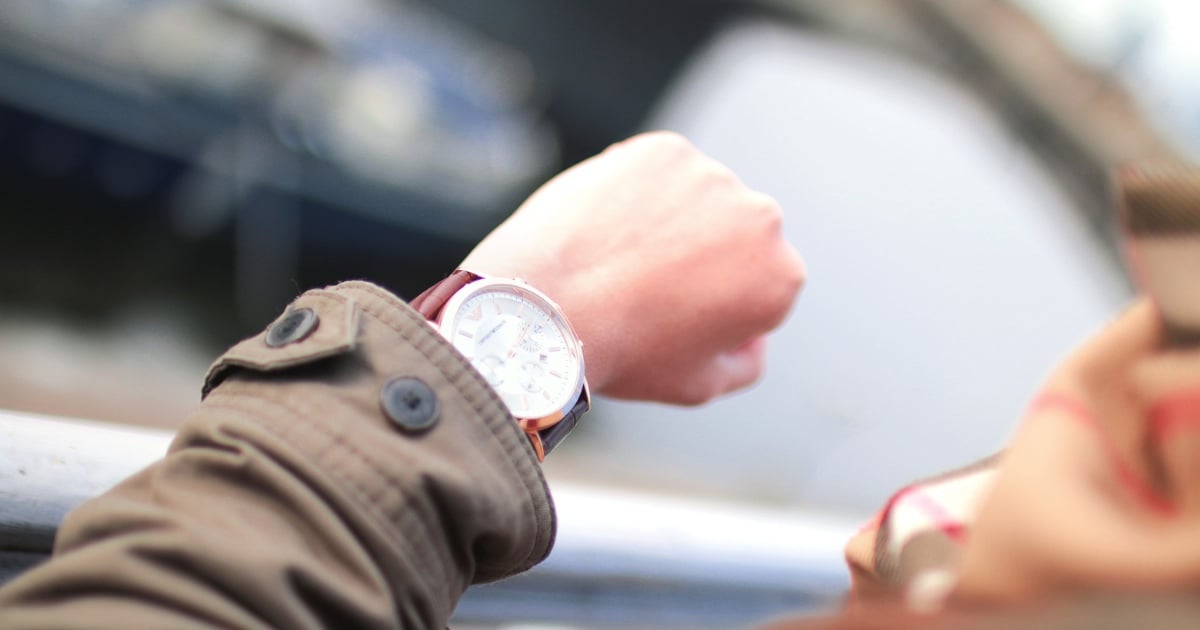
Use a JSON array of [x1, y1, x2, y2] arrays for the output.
[[549, 370, 562, 378], [546, 346, 563, 353], [458, 330, 474, 339]]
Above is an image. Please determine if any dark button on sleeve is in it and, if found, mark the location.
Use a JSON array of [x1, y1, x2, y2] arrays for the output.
[[265, 307, 319, 347], [380, 377, 440, 432], [202, 293, 358, 398]]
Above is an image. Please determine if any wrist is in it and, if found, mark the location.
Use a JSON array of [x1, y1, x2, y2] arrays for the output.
[[547, 283, 618, 396]]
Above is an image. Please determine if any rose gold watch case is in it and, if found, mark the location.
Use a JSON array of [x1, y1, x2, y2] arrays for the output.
[[436, 276, 588, 431]]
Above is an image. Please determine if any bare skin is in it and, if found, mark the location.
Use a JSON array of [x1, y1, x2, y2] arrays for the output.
[[956, 300, 1200, 601], [462, 131, 807, 405]]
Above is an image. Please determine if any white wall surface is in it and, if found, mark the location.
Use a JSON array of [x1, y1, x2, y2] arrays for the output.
[[548, 21, 1132, 515]]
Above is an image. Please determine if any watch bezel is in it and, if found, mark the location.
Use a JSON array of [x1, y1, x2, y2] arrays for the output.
[[436, 277, 586, 427]]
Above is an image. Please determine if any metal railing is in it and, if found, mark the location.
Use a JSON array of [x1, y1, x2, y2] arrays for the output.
[[0, 409, 852, 627]]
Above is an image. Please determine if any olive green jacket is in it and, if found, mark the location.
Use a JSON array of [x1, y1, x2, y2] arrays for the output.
[[0, 281, 556, 629]]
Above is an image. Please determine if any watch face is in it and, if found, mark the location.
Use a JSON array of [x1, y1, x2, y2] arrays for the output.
[[439, 280, 584, 421]]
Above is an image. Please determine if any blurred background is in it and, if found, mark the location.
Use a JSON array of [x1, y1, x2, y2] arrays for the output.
[[1, 0, 1198, 622]]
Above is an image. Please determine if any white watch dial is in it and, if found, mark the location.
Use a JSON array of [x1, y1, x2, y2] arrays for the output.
[[441, 284, 583, 419]]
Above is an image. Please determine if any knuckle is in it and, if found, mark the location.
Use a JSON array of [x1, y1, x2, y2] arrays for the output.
[[705, 160, 740, 186], [784, 247, 808, 294], [606, 131, 698, 164], [730, 189, 784, 233], [640, 129, 691, 149], [761, 199, 784, 233], [631, 130, 697, 159], [758, 250, 806, 330]]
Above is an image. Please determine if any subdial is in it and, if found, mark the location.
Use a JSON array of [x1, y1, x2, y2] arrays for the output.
[[472, 355, 506, 387], [520, 361, 545, 393]]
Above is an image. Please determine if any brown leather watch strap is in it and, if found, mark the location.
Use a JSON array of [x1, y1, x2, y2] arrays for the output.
[[532, 388, 591, 460], [409, 270, 481, 321]]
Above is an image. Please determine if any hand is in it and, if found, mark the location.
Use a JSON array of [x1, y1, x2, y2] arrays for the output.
[[955, 300, 1200, 601], [461, 131, 806, 405]]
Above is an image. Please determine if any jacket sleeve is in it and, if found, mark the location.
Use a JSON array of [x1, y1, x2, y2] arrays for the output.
[[0, 281, 556, 629]]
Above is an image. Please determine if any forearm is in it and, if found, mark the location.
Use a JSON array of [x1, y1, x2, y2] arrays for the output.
[[0, 282, 554, 629]]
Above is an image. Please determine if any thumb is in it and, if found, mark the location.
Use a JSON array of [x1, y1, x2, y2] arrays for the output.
[[683, 336, 768, 405], [718, 335, 769, 394], [1068, 299, 1161, 385]]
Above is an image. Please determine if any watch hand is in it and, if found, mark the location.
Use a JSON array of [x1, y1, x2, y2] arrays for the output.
[[508, 322, 530, 359]]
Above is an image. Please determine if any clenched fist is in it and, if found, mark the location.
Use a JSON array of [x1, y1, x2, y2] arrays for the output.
[[462, 131, 806, 405]]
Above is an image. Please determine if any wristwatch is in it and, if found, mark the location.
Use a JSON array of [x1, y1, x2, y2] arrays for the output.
[[409, 270, 590, 460]]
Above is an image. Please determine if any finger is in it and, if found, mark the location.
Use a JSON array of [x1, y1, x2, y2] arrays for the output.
[[1068, 298, 1161, 384], [717, 336, 768, 394], [676, 336, 768, 405], [781, 241, 808, 306], [742, 241, 806, 334]]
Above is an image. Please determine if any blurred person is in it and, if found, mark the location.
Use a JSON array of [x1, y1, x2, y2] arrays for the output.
[[764, 164, 1200, 628], [768, 297, 1200, 629]]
